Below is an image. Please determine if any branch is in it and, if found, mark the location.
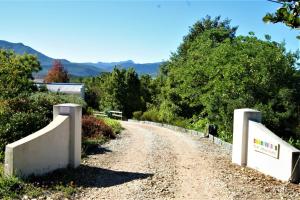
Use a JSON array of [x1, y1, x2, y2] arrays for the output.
[[267, 0, 285, 4]]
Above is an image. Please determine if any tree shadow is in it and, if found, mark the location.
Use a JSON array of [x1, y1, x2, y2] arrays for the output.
[[27, 164, 153, 188], [84, 145, 112, 155]]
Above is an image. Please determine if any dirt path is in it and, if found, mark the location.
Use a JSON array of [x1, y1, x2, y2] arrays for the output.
[[78, 121, 300, 200]]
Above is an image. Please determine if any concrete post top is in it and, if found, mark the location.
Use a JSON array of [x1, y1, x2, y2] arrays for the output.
[[234, 108, 260, 113], [54, 103, 81, 108]]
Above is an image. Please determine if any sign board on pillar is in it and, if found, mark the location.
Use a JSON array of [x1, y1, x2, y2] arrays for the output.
[[253, 138, 280, 159]]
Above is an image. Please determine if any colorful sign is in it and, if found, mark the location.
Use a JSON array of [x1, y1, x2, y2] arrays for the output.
[[253, 138, 280, 159]]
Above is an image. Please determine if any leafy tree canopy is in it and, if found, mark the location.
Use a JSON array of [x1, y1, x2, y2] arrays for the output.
[[44, 60, 69, 83], [0, 49, 41, 99], [156, 16, 300, 141], [263, 0, 300, 38]]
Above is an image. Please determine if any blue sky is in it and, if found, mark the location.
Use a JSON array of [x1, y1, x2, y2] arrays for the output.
[[0, 0, 299, 63]]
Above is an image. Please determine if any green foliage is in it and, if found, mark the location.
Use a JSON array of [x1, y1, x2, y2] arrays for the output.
[[124, 68, 142, 118], [149, 16, 300, 144], [189, 118, 209, 133], [80, 68, 160, 119], [82, 115, 115, 139], [140, 74, 161, 110], [0, 174, 25, 199], [29, 92, 87, 115], [81, 115, 122, 156], [0, 164, 43, 199], [0, 50, 41, 99], [0, 165, 80, 199], [101, 118, 123, 134], [86, 107, 94, 115], [264, 0, 300, 38], [0, 97, 50, 154], [158, 101, 180, 123], [288, 137, 300, 149], [132, 111, 143, 120], [100, 67, 127, 112], [0, 93, 86, 161], [140, 107, 161, 122], [85, 86, 101, 109], [172, 117, 190, 128]]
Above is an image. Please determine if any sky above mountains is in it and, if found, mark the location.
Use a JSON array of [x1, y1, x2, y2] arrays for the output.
[[0, 0, 299, 63]]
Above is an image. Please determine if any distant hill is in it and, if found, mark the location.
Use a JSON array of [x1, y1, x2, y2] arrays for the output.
[[0, 40, 162, 77], [87, 60, 162, 76]]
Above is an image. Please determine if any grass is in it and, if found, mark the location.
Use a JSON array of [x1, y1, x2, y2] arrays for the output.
[[0, 163, 78, 199], [98, 117, 124, 134], [0, 164, 43, 199]]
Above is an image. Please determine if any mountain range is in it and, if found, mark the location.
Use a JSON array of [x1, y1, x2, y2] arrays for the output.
[[0, 40, 162, 77]]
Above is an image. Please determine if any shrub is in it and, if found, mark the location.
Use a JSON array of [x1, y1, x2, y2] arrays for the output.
[[29, 92, 87, 115], [0, 97, 50, 153], [0, 93, 87, 161], [172, 117, 190, 128], [288, 137, 300, 149], [189, 118, 209, 133], [0, 174, 24, 199], [132, 111, 143, 120], [82, 115, 115, 139], [101, 118, 123, 134], [140, 108, 160, 122], [86, 107, 94, 115], [158, 101, 180, 123]]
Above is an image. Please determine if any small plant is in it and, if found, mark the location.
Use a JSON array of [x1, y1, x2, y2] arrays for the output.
[[82, 115, 115, 139], [0, 164, 43, 199], [288, 137, 300, 149], [140, 108, 160, 122], [132, 111, 143, 120], [172, 117, 190, 128], [189, 118, 209, 133]]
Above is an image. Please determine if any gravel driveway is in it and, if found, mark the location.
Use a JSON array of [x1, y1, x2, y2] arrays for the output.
[[78, 121, 300, 200]]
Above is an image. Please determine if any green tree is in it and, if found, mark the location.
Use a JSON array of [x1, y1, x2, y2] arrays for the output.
[[0, 50, 41, 99], [99, 67, 127, 112], [153, 16, 300, 142], [159, 16, 237, 121], [124, 68, 141, 118], [200, 35, 299, 141]]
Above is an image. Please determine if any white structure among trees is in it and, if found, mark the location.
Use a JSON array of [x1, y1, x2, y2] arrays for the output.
[[37, 83, 85, 98]]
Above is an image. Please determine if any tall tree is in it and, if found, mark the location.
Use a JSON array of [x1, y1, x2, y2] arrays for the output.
[[154, 16, 300, 141], [0, 50, 41, 98], [44, 60, 69, 83], [159, 16, 237, 123], [124, 68, 141, 118], [99, 67, 127, 112]]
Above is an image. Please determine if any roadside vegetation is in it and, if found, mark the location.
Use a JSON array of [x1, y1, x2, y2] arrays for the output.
[[0, 49, 123, 199]]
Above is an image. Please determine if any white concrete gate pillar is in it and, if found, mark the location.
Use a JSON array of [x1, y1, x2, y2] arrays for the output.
[[232, 109, 261, 166], [53, 103, 82, 168]]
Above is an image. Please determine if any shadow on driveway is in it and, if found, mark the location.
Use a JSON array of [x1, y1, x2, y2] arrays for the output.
[[28, 165, 153, 188]]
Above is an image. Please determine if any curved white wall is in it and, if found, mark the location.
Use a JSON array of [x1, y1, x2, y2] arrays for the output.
[[5, 115, 70, 177], [4, 104, 82, 178]]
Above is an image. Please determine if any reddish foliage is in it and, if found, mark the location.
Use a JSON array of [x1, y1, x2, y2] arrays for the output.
[[44, 60, 69, 83], [82, 115, 115, 139]]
